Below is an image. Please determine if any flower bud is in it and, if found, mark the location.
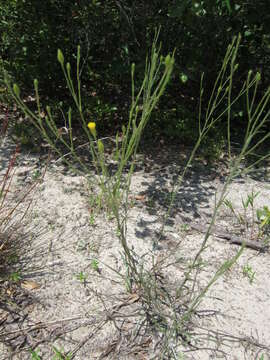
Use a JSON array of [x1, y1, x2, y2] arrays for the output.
[[165, 54, 171, 67], [13, 83, 20, 97], [180, 73, 188, 84], [88, 122, 96, 137], [57, 49, 64, 65], [34, 79, 38, 90], [97, 139, 104, 153]]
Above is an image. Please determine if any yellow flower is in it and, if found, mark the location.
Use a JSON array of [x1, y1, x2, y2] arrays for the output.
[[88, 122, 96, 137]]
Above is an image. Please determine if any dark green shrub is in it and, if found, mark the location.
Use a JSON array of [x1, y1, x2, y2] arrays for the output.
[[1, 0, 269, 146]]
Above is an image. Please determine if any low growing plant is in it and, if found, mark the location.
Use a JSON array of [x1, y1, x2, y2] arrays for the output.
[[257, 205, 270, 228], [223, 190, 270, 242], [242, 263, 256, 284], [0, 115, 47, 314], [0, 129, 31, 283]]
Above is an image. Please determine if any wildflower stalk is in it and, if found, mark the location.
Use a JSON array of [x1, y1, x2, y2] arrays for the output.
[[157, 35, 270, 245], [5, 32, 270, 355], [158, 35, 270, 317]]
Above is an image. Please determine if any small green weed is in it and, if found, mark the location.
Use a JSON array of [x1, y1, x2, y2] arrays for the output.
[[88, 193, 103, 213], [52, 346, 72, 360], [75, 271, 87, 283], [10, 271, 21, 282], [31, 346, 71, 360], [257, 206, 270, 228], [89, 212, 95, 226], [30, 349, 41, 359], [242, 264, 256, 284], [88, 192, 107, 225], [90, 259, 100, 272], [223, 189, 259, 228], [222, 190, 270, 242], [180, 223, 190, 232], [146, 196, 155, 208], [32, 169, 42, 181], [48, 222, 56, 232]]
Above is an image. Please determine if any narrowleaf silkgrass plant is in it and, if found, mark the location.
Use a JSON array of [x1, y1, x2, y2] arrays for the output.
[[0, 119, 39, 294], [5, 33, 270, 357], [6, 32, 175, 277]]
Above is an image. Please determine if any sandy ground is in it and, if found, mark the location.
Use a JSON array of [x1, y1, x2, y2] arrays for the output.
[[1, 139, 270, 360]]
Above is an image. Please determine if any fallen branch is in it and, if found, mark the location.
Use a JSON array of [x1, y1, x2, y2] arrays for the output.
[[190, 223, 268, 251]]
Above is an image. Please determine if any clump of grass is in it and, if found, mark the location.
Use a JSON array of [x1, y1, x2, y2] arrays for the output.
[[223, 189, 270, 244], [0, 118, 41, 296], [6, 32, 270, 357], [0, 144, 21, 279], [242, 263, 256, 284]]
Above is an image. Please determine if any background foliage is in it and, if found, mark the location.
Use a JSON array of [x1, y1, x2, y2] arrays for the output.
[[1, 0, 269, 146]]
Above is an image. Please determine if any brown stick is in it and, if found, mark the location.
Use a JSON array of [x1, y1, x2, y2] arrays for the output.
[[190, 223, 268, 251]]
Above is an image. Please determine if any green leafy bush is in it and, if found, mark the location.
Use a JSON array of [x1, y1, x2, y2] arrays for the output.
[[1, 0, 269, 146]]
